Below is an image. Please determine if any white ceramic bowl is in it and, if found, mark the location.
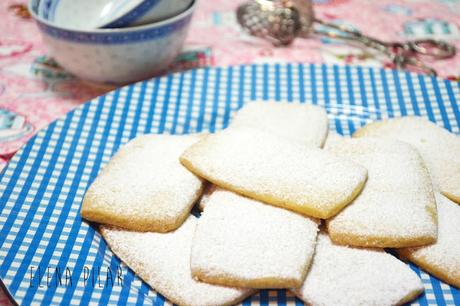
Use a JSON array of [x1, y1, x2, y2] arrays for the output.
[[29, 0, 195, 85], [39, 0, 193, 29]]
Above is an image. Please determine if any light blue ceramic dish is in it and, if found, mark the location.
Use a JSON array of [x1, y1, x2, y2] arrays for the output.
[[29, 0, 196, 84]]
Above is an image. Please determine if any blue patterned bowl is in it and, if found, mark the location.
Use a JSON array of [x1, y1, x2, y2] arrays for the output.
[[37, 0, 193, 29], [29, 0, 196, 85]]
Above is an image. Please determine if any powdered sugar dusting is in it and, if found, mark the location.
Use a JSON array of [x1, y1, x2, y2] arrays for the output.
[[181, 127, 367, 219], [198, 183, 217, 211], [195, 101, 332, 212], [327, 137, 437, 247], [324, 132, 347, 149], [82, 134, 204, 232], [191, 188, 319, 288], [398, 193, 460, 288], [230, 101, 329, 148], [292, 233, 424, 306], [100, 217, 255, 306], [354, 116, 460, 204]]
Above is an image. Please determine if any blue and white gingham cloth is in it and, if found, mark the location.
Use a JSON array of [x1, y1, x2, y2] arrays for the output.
[[0, 64, 459, 305]]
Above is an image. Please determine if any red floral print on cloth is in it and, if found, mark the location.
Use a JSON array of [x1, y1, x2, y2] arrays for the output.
[[0, 40, 31, 58], [1, 0, 460, 159]]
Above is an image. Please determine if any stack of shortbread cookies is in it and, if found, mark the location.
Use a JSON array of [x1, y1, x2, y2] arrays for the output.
[[81, 101, 460, 306]]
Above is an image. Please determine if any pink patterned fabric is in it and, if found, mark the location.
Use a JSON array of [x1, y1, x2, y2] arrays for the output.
[[184, 0, 460, 74], [0, 0, 459, 304]]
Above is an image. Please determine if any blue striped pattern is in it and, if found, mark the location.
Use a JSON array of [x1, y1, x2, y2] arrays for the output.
[[35, 15, 192, 44], [0, 64, 459, 305]]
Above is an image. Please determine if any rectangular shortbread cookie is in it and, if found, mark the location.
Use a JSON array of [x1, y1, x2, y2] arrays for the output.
[[200, 103, 329, 212], [101, 217, 255, 306], [191, 188, 319, 288], [398, 193, 460, 289], [353, 116, 460, 204], [327, 137, 437, 248], [292, 233, 424, 306], [230, 101, 329, 147], [181, 127, 367, 219], [82, 134, 204, 232]]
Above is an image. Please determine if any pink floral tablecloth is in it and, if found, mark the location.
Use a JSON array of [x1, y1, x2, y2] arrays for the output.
[[1, 0, 460, 304]]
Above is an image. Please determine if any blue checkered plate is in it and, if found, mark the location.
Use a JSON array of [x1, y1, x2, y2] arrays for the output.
[[0, 64, 459, 305]]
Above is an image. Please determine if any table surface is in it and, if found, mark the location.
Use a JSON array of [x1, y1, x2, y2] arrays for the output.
[[1, 0, 460, 305]]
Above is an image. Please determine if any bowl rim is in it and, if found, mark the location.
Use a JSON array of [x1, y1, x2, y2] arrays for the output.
[[101, 0, 164, 29], [28, 0, 196, 34]]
